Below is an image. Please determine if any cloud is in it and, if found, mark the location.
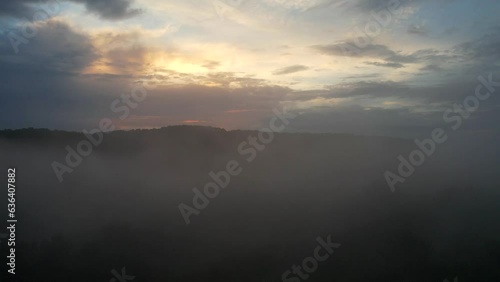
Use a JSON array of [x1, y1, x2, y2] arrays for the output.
[[354, 0, 429, 12], [313, 29, 500, 73], [454, 29, 500, 62], [312, 42, 455, 68], [311, 42, 395, 58], [0, 20, 97, 73], [264, 0, 347, 11], [71, 0, 142, 20], [407, 23, 428, 35], [285, 74, 500, 137], [272, 65, 309, 75], [321, 80, 410, 99], [202, 72, 268, 88], [288, 97, 500, 138], [0, 0, 498, 138], [202, 61, 220, 70], [0, 0, 39, 18], [111, 83, 292, 130], [419, 64, 443, 72], [90, 31, 152, 75], [0, 0, 141, 21], [387, 48, 452, 64], [288, 71, 500, 110], [341, 73, 382, 79], [364, 61, 405, 68], [287, 104, 435, 137]]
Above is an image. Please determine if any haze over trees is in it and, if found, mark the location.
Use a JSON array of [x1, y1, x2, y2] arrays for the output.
[[0, 127, 499, 281]]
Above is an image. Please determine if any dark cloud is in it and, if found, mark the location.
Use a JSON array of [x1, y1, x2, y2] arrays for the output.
[[272, 65, 309, 75], [0, 20, 97, 73], [0, 0, 60, 20], [355, 0, 430, 12], [311, 42, 395, 58], [0, 20, 110, 130], [300, 0, 351, 12], [322, 80, 410, 99], [71, 0, 142, 20], [0, 26, 292, 132], [454, 29, 500, 61], [419, 64, 443, 72], [312, 42, 455, 68], [285, 73, 500, 136], [288, 104, 435, 137], [89, 30, 174, 76], [287, 95, 500, 138], [313, 29, 500, 72], [0, 1, 498, 138], [280, 81, 411, 103], [0, 0, 141, 21], [407, 23, 428, 36], [0, 75, 290, 130], [291, 75, 500, 108], [0, 71, 128, 130], [102, 44, 149, 74], [116, 84, 292, 129], [364, 61, 405, 68], [0, 0, 39, 18], [387, 48, 453, 64], [355, 0, 402, 11], [341, 73, 382, 79]]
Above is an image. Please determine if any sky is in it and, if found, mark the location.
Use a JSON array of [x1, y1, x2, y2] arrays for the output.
[[0, 0, 499, 137]]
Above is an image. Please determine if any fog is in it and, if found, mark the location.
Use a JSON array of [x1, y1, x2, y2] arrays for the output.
[[0, 126, 499, 281]]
